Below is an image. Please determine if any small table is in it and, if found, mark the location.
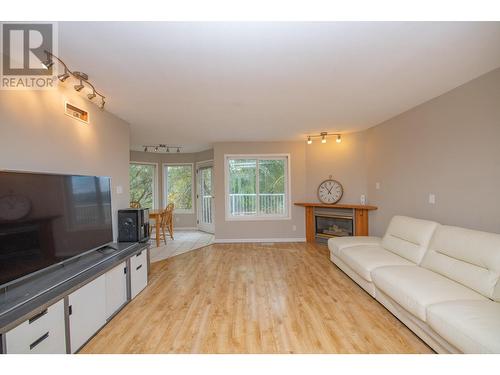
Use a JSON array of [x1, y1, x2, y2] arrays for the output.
[[149, 209, 163, 247]]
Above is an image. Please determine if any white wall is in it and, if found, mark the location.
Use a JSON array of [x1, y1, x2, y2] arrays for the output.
[[0, 86, 131, 240]]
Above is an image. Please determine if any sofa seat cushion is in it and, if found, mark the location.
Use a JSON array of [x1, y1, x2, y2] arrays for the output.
[[338, 245, 414, 282], [372, 266, 486, 321], [328, 236, 381, 257], [427, 300, 500, 353]]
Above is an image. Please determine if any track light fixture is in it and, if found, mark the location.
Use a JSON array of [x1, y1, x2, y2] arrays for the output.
[[43, 50, 106, 109], [141, 145, 183, 153], [306, 132, 342, 145]]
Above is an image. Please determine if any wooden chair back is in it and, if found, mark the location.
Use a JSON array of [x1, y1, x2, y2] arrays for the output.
[[130, 201, 141, 208]]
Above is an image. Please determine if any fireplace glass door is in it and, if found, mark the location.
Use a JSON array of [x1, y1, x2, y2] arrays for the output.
[[315, 215, 353, 238]]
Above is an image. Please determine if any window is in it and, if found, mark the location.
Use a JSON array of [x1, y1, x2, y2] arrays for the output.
[[164, 164, 194, 213], [225, 155, 290, 220], [129, 163, 157, 209]]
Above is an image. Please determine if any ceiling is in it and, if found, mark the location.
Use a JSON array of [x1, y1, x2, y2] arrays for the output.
[[59, 22, 500, 152]]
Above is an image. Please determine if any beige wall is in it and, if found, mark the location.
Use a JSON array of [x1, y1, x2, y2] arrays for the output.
[[130, 149, 214, 228], [213, 141, 307, 241], [0, 86, 130, 240], [305, 131, 368, 203], [366, 67, 500, 236]]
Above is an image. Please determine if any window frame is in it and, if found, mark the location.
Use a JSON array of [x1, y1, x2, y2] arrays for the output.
[[129, 161, 159, 209], [163, 162, 195, 214], [224, 154, 291, 221]]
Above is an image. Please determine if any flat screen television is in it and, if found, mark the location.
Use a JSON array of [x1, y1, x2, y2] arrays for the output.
[[0, 170, 113, 287]]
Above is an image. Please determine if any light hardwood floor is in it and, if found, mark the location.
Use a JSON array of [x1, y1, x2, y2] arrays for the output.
[[80, 242, 433, 354]]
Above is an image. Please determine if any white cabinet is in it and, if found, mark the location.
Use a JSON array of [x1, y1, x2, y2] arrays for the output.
[[105, 261, 128, 319], [5, 299, 66, 354], [68, 274, 106, 353], [130, 249, 148, 299]]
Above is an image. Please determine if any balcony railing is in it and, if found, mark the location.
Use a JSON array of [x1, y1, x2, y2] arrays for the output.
[[201, 195, 213, 224], [229, 193, 285, 216]]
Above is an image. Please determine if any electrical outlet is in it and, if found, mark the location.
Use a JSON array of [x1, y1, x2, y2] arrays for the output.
[[375, 182, 381, 190], [116, 185, 123, 194], [429, 193, 436, 204]]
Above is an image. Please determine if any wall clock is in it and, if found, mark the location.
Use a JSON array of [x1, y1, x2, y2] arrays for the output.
[[0, 194, 32, 221], [317, 179, 343, 204]]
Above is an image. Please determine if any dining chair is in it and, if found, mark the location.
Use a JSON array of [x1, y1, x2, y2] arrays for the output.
[[130, 201, 141, 208], [149, 207, 168, 245], [164, 203, 175, 240]]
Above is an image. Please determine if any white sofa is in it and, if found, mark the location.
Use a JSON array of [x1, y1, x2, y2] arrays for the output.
[[328, 216, 500, 354]]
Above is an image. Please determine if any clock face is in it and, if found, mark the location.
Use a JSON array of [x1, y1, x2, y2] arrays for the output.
[[0, 194, 32, 221], [318, 179, 343, 204]]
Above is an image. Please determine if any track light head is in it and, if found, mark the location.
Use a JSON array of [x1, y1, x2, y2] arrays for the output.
[[58, 71, 70, 82], [87, 91, 96, 100], [307, 136, 312, 145], [321, 132, 327, 144], [177, 147, 180, 153], [336, 134, 342, 144], [43, 59, 54, 69], [154, 146, 159, 152], [166, 147, 170, 153], [74, 80, 84, 92], [144, 146, 148, 152]]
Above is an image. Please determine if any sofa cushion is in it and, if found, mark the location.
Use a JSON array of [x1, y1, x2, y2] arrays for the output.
[[328, 236, 381, 257], [338, 245, 414, 282], [421, 225, 500, 301], [381, 216, 439, 264], [427, 300, 500, 353], [371, 266, 486, 321]]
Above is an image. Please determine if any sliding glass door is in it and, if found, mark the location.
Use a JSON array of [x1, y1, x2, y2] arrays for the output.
[[197, 164, 214, 233]]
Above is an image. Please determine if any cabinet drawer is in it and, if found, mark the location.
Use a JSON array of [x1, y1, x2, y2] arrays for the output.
[[130, 250, 148, 299], [5, 299, 66, 354]]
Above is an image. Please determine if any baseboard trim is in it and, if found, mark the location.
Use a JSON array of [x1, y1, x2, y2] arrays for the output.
[[214, 237, 306, 244], [173, 227, 198, 230]]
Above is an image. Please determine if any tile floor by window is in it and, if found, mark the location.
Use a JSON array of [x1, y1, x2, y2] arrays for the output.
[[149, 230, 214, 263]]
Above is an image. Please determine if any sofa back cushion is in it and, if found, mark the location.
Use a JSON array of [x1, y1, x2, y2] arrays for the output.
[[381, 216, 439, 264], [421, 225, 500, 301]]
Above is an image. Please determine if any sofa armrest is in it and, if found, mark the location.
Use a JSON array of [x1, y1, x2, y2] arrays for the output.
[[328, 236, 381, 257]]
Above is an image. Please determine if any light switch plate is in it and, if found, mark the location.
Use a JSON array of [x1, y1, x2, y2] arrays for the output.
[[429, 193, 436, 204], [375, 182, 381, 190], [116, 185, 123, 194]]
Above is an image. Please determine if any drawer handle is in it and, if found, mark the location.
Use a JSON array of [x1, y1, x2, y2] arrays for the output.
[[30, 332, 49, 350], [136, 251, 142, 257], [29, 309, 48, 324], [136, 264, 143, 271]]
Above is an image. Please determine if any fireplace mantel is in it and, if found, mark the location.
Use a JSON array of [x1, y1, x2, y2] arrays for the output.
[[294, 203, 378, 243]]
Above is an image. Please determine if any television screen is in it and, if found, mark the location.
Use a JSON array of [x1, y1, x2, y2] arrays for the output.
[[0, 171, 113, 286]]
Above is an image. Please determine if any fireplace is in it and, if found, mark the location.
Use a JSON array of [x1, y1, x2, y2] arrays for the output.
[[314, 208, 354, 242]]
